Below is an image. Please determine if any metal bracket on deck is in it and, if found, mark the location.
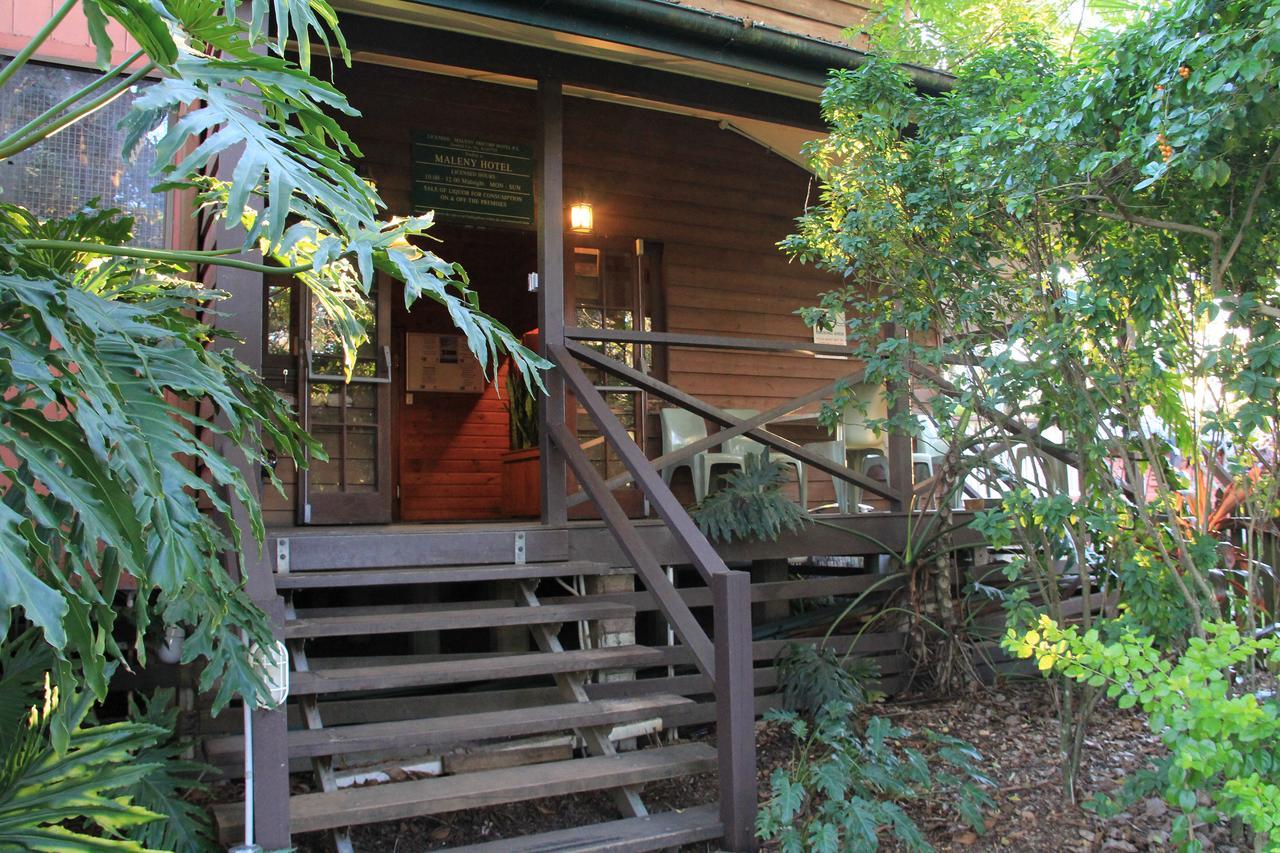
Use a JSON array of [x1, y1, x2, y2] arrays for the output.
[[514, 531, 527, 565], [275, 538, 290, 574]]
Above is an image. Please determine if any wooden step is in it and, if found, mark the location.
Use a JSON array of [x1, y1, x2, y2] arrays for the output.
[[204, 695, 692, 763], [445, 803, 723, 852], [271, 526, 570, 572], [274, 560, 627, 590], [290, 646, 666, 695], [213, 742, 718, 840], [285, 602, 635, 639]]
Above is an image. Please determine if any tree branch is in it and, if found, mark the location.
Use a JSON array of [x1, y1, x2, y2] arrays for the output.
[[1218, 143, 1280, 283], [1085, 204, 1222, 242]]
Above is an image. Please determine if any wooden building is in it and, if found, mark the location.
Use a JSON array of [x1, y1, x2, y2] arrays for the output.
[[3, 2, 960, 851]]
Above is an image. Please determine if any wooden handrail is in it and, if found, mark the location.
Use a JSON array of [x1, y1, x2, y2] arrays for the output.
[[565, 325, 856, 357], [546, 346, 757, 846], [553, 343, 738, 585], [565, 339, 905, 504], [549, 421, 717, 676]]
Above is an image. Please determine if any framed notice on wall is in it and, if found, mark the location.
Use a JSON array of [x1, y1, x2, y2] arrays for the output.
[[411, 133, 534, 227], [813, 310, 850, 360], [405, 333, 486, 393]]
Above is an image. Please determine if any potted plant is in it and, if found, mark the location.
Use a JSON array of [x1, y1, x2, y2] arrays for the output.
[[501, 329, 541, 517]]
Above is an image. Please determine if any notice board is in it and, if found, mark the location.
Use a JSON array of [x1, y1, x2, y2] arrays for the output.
[[405, 333, 486, 394], [411, 133, 534, 227]]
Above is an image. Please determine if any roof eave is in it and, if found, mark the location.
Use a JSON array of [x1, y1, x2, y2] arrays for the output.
[[402, 0, 955, 96]]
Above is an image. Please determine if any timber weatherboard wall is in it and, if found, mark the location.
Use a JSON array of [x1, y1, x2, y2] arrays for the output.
[[266, 56, 854, 522], [667, 0, 877, 48]]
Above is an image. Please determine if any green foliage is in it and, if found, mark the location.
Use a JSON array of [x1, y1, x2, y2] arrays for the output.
[[690, 452, 810, 543], [1011, 618, 1280, 850], [777, 642, 884, 716], [756, 701, 995, 852], [864, 0, 1120, 70], [789, 0, 1280, 794], [787, 0, 1280, 620], [0, 631, 165, 852], [0, 205, 308, 711], [85, 0, 546, 385], [0, 0, 548, 710], [119, 689, 217, 853], [505, 362, 539, 451]]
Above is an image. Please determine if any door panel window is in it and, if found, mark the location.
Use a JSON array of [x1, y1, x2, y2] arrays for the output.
[[299, 280, 393, 523]]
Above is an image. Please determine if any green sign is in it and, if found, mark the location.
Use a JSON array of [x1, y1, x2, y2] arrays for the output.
[[411, 133, 534, 227]]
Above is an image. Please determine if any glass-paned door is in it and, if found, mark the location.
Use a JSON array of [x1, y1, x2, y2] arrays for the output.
[[569, 239, 664, 514], [298, 279, 393, 524]]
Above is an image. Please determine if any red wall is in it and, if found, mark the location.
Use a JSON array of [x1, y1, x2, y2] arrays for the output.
[[0, 1, 146, 68], [393, 225, 539, 522]]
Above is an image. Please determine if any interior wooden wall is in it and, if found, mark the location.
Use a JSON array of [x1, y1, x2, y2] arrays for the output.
[[269, 61, 851, 523], [393, 228, 537, 522]]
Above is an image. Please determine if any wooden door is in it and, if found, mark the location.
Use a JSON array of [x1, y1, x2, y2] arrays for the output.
[[298, 276, 393, 524]]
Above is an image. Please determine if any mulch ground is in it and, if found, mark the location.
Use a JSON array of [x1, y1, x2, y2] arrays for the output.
[[265, 680, 1245, 851]]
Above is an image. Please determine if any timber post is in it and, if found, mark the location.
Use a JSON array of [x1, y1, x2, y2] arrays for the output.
[[713, 570, 758, 851], [214, 256, 292, 849], [246, 590, 291, 850], [536, 76, 569, 526]]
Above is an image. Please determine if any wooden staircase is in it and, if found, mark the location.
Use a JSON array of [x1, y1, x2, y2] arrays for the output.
[[211, 533, 725, 851]]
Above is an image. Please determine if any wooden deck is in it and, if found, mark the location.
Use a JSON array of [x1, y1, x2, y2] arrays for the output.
[[266, 509, 980, 568]]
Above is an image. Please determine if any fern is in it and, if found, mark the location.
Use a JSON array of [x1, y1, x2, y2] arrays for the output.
[[691, 452, 810, 543]]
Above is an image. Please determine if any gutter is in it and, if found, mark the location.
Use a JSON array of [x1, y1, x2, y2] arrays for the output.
[[405, 0, 955, 96]]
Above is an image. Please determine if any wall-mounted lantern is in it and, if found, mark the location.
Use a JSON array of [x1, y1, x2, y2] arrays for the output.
[[568, 200, 594, 234]]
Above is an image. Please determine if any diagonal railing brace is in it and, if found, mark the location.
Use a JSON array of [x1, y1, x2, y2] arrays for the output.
[[565, 339, 903, 504]]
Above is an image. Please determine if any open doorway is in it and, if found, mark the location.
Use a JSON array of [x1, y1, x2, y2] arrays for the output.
[[394, 224, 538, 522]]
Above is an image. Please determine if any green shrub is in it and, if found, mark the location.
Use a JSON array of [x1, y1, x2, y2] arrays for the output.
[[1009, 618, 1280, 851], [120, 689, 218, 853], [0, 633, 164, 851], [777, 642, 884, 716], [761, 652, 992, 851]]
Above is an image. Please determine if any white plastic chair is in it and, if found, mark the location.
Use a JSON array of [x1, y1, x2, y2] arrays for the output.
[[722, 408, 807, 508], [800, 384, 888, 512], [659, 408, 746, 503], [914, 415, 964, 509], [1011, 444, 1070, 495]]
